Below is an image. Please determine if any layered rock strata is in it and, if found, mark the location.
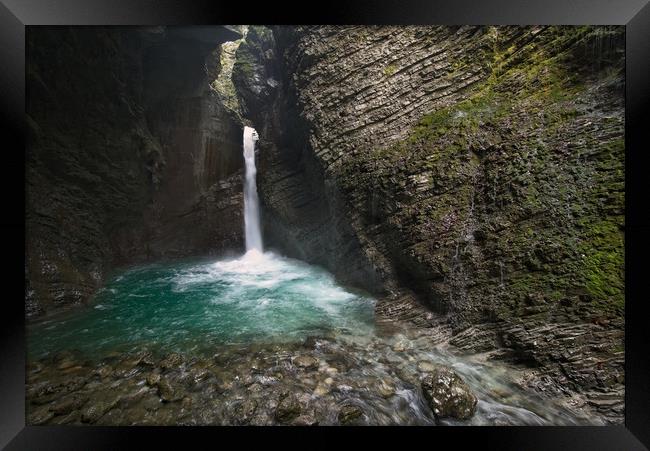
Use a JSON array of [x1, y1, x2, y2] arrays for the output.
[[233, 25, 625, 422]]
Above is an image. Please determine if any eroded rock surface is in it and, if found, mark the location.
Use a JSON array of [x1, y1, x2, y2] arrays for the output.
[[233, 26, 625, 422]]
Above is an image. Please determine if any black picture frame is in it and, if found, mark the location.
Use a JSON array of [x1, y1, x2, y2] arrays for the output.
[[2, 0, 649, 448]]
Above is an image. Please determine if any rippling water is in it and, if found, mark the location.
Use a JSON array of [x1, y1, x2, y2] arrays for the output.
[[28, 250, 375, 359], [27, 250, 597, 425]]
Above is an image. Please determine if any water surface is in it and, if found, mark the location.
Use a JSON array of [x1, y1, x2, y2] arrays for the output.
[[28, 250, 375, 360]]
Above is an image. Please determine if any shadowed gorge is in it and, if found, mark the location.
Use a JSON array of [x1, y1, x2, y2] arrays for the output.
[[25, 25, 624, 426], [27, 26, 245, 317]]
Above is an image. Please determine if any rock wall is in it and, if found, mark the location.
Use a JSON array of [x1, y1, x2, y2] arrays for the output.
[[26, 26, 245, 317], [233, 27, 385, 293], [234, 25, 625, 421]]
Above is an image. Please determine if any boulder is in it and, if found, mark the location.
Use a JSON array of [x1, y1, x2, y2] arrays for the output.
[[420, 367, 477, 421]]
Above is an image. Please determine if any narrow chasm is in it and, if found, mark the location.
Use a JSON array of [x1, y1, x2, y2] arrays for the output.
[[26, 25, 625, 426]]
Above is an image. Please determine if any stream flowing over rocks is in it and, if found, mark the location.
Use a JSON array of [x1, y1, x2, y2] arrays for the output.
[[232, 25, 625, 423], [26, 299, 600, 425], [26, 25, 625, 425]]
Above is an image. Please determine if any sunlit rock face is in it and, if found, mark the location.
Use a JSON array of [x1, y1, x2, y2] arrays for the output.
[[26, 26, 244, 317], [233, 26, 625, 422]]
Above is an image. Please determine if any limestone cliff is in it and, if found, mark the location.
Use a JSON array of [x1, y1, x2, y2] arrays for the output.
[[26, 26, 245, 317], [233, 26, 625, 422]]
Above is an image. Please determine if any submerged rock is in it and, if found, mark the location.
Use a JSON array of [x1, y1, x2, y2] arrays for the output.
[[231, 399, 258, 425], [50, 394, 88, 415], [146, 372, 161, 387], [159, 353, 183, 370], [293, 355, 319, 369], [275, 394, 302, 423], [338, 404, 364, 425], [313, 382, 330, 397], [292, 414, 318, 426], [157, 377, 182, 402], [420, 367, 477, 421], [376, 379, 396, 398], [28, 405, 55, 425], [81, 399, 117, 424], [417, 361, 437, 373]]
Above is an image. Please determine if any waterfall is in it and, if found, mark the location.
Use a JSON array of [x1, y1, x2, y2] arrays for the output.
[[243, 126, 263, 252]]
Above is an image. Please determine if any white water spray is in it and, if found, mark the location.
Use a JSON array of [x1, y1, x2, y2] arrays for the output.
[[243, 126, 263, 253]]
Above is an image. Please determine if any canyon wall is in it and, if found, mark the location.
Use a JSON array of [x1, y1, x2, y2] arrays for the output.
[[234, 26, 625, 421], [26, 26, 245, 317]]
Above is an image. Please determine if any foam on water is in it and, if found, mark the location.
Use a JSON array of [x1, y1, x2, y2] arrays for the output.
[[27, 252, 376, 359]]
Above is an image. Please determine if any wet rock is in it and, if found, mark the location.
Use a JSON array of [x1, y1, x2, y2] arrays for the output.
[[101, 351, 122, 364], [50, 394, 88, 415], [96, 407, 126, 425], [421, 367, 478, 421], [52, 350, 76, 363], [338, 404, 364, 425], [292, 414, 319, 426], [136, 351, 156, 367], [231, 399, 258, 425], [118, 387, 151, 408], [122, 406, 149, 425], [57, 358, 77, 370], [50, 410, 82, 425], [81, 400, 117, 424], [181, 396, 193, 409], [28, 405, 55, 425], [275, 394, 301, 423], [114, 360, 141, 377], [417, 361, 437, 373], [293, 355, 319, 369], [190, 368, 210, 384], [159, 353, 183, 370], [27, 382, 59, 405], [393, 341, 408, 352], [146, 372, 161, 387], [140, 394, 163, 411], [376, 379, 396, 398], [247, 383, 263, 393], [96, 365, 113, 379], [28, 376, 87, 406], [313, 382, 330, 396], [157, 377, 183, 402]]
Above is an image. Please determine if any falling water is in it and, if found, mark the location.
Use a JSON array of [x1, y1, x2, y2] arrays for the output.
[[25, 127, 599, 426], [243, 126, 263, 252]]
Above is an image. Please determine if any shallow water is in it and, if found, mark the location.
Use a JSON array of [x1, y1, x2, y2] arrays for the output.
[[27, 251, 597, 426]]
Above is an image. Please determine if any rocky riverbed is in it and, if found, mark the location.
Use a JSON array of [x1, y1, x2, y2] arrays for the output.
[[26, 25, 625, 427], [27, 317, 601, 426]]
